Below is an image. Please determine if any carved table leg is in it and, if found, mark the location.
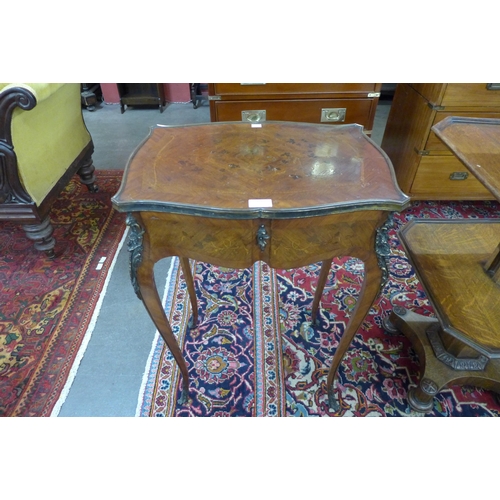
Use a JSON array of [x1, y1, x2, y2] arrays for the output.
[[23, 217, 56, 258], [311, 258, 333, 325], [387, 307, 500, 413], [136, 256, 190, 403], [180, 257, 198, 328], [127, 214, 191, 404], [326, 250, 382, 411], [77, 156, 98, 193]]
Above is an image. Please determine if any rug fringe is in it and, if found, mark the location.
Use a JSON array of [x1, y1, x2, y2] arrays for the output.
[[134, 256, 176, 417], [50, 227, 129, 417]]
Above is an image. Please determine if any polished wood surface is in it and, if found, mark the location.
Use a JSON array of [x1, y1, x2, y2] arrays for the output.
[[208, 84, 381, 133], [432, 116, 500, 200], [385, 115, 500, 412], [112, 121, 410, 410], [210, 83, 381, 98], [399, 220, 500, 353], [114, 122, 407, 215], [381, 84, 499, 200], [412, 83, 500, 108], [410, 155, 493, 198]]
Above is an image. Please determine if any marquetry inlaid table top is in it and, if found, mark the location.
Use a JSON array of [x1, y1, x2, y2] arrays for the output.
[[113, 121, 408, 216]]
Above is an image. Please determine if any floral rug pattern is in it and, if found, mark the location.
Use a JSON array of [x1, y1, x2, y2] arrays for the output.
[[138, 200, 500, 417], [0, 171, 126, 416]]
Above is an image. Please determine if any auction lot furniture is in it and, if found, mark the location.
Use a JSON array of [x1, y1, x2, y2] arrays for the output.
[[0, 83, 97, 256], [208, 84, 381, 135], [385, 117, 500, 412], [112, 121, 409, 409], [116, 83, 166, 113], [381, 83, 500, 200]]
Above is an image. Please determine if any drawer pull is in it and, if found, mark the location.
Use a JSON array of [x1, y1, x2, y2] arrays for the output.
[[242, 110, 266, 122], [487, 83, 500, 90], [321, 108, 346, 123], [449, 172, 469, 180], [256, 224, 270, 251]]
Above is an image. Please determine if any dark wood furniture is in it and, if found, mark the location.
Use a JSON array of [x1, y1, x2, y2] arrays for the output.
[[116, 83, 166, 113], [0, 84, 97, 256], [81, 83, 102, 111], [112, 121, 409, 409], [385, 116, 500, 412], [190, 83, 208, 109], [208, 84, 381, 135], [381, 84, 500, 200]]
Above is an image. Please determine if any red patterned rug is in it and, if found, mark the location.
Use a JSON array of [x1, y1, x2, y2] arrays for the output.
[[138, 200, 500, 417], [0, 170, 126, 417]]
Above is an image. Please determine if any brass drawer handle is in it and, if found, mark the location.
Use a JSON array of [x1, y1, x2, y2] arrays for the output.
[[449, 172, 469, 180], [321, 108, 346, 123], [242, 110, 266, 122]]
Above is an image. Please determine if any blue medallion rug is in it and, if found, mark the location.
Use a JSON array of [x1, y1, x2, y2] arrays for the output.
[[137, 200, 500, 417]]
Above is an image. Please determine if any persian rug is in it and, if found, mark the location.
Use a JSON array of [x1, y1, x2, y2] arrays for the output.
[[0, 170, 126, 417], [137, 200, 500, 417]]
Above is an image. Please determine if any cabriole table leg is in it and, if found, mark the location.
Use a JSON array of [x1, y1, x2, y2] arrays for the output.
[[326, 250, 382, 411]]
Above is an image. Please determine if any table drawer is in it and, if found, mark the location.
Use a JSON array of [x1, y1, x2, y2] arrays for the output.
[[211, 83, 380, 98], [210, 98, 377, 130], [426, 110, 500, 152], [410, 156, 493, 199]]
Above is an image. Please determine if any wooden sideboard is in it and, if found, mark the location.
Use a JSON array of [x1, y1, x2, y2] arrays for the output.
[[381, 83, 500, 200], [208, 83, 381, 134]]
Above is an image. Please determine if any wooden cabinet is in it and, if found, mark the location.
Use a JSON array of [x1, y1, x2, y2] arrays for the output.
[[116, 83, 166, 113], [381, 83, 500, 200], [208, 83, 381, 134]]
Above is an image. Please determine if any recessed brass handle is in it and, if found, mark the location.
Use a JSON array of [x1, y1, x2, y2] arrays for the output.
[[449, 172, 469, 180], [242, 110, 266, 122], [321, 108, 346, 123]]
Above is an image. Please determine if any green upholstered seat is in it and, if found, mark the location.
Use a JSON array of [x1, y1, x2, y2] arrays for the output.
[[0, 83, 97, 256]]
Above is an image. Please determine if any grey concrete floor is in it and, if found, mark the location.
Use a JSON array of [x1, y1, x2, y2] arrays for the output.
[[56, 98, 391, 416]]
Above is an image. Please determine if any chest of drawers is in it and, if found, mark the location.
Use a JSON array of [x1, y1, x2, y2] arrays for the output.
[[208, 83, 381, 134], [381, 83, 500, 200]]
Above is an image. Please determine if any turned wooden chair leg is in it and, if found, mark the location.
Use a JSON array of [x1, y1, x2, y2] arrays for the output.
[[326, 251, 382, 411], [23, 217, 56, 258], [179, 257, 198, 328], [77, 156, 98, 193]]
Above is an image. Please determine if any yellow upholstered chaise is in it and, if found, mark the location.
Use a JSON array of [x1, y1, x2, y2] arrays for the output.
[[0, 83, 97, 256]]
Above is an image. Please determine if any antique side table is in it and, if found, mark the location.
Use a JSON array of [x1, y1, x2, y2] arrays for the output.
[[385, 117, 500, 412], [112, 121, 409, 409]]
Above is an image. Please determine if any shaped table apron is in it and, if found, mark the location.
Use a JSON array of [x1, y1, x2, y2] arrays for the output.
[[129, 209, 387, 269]]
